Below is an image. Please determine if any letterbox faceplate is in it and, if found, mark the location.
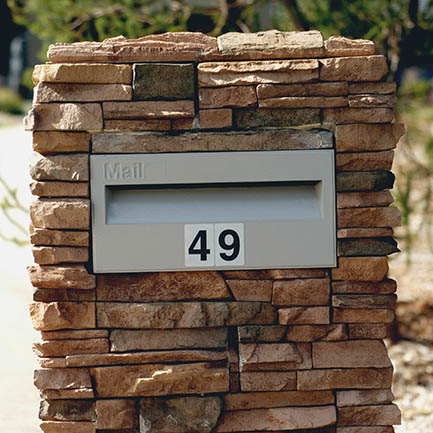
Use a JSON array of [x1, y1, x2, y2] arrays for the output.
[[91, 150, 336, 272]]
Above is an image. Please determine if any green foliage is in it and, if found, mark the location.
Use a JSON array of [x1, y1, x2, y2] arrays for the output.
[[0, 86, 24, 115]]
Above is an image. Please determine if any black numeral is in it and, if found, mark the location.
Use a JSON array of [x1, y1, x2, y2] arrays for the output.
[[188, 230, 211, 261], [218, 229, 240, 261]]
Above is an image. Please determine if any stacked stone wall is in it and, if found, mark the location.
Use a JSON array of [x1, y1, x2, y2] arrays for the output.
[[26, 30, 404, 433]]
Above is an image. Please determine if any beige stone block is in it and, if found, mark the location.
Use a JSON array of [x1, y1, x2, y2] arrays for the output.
[[198, 59, 319, 86], [30, 198, 90, 230], [33, 64, 43, 85], [237, 325, 286, 343], [336, 151, 394, 171], [104, 119, 171, 131], [337, 389, 394, 407], [39, 399, 96, 421], [40, 421, 95, 433], [40, 389, 94, 399], [28, 264, 95, 289], [273, 278, 330, 306], [338, 228, 394, 238], [223, 269, 327, 279], [333, 294, 397, 309], [240, 371, 296, 392], [95, 399, 137, 429], [39, 358, 67, 368], [332, 257, 388, 281], [171, 118, 195, 131], [337, 427, 395, 433], [34, 83, 132, 103], [33, 288, 95, 303], [29, 302, 95, 331], [30, 227, 89, 247], [257, 82, 348, 98], [338, 404, 401, 426], [215, 405, 336, 432], [33, 338, 108, 357], [24, 103, 103, 131], [32, 246, 88, 265], [349, 323, 388, 339], [30, 153, 88, 182], [259, 96, 347, 108], [279, 307, 330, 325], [199, 86, 257, 108], [103, 100, 194, 119], [33, 131, 89, 153], [298, 367, 393, 390], [324, 36, 376, 56], [333, 308, 395, 323], [338, 207, 401, 228], [227, 280, 272, 301], [313, 340, 391, 368], [332, 279, 397, 295], [285, 325, 347, 342], [337, 191, 394, 209], [34, 368, 91, 390], [41, 329, 108, 340], [320, 55, 387, 81], [349, 94, 396, 108], [30, 182, 89, 198], [96, 271, 230, 302], [323, 108, 393, 125], [200, 108, 232, 129], [349, 82, 397, 95]]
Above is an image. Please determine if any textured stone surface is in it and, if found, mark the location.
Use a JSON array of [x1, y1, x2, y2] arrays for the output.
[[349, 82, 397, 95], [92, 130, 333, 153], [285, 325, 348, 342], [217, 30, 324, 58], [30, 198, 90, 230], [25, 103, 103, 131], [39, 358, 67, 368], [234, 108, 320, 129], [337, 389, 394, 407], [33, 246, 88, 265], [333, 294, 397, 309], [41, 329, 108, 341], [28, 264, 95, 289], [104, 119, 171, 131], [333, 308, 395, 323], [323, 108, 393, 125], [39, 399, 95, 421], [29, 302, 95, 331], [337, 228, 394, 238], [257, 82, 348, 98], [30, 182, 89, 198], [338, 238, 399, 257], [320, 56, 387, 81], [97, 272, 230, 302], [133, 63, 195, 100], [338, 404, 401, 426], [34, 368, 91, 390], [298, 368, 393, 390], [91, 363, 228, 397], [198, 59, 319, 86], [279, 307, 330, 325], [223, 269, 327, 279], [332, 257, 388, 281], [273, 279, 330, 306], [336, 151, 394, 171], [227, 280, 272, 302], [110, 328, 227, 351], [199, 86, 257, 108], [215, 406, 336, 432], [349, 323, 388, 339], [259, 96, 347, 108], [40, 421, 95, 433], [97, 302, 276, 329], [30, 227, 89, 247], [95, 399, 137, 429], [349, 94, 396, 108], [324, 36, 376, 56], [40, 389, 94, 400], [337, 427, 395, 433], [33, 131, 89, 153], [200, 108, 232, 129], [33, 288, 95, 303], [237, 325, 286, 343], [30, 154, 88, 182], [338, 207, 401, 228], [337, 191, 394, 208], [33, 339, 108, 357], [139, 396, 222, 433], [240, 371, 297, 391], [336, 171, 395, 192], [171, 118, 195, 131]]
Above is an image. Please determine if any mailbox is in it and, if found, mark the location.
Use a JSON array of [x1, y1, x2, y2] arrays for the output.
[[91, 150, 336, 272]]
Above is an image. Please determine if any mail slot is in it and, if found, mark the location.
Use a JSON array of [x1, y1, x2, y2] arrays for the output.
[[90, 150, 336, 272]]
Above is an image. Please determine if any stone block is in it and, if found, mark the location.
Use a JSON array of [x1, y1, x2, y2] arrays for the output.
[[41, 330, 108, 341], [30, 182, 89, 198], [332, 257, 388, 281], [333, 308, 395, 324], [349, 323, 388, 339], [279, 307, 330, 325], [337, 427, 395, 433], [34, 368, 91, 390], [337, 191, 394, 209], [133, 63, 195, 100], [39, 399, 95, 421], [333, 294, 397, 309], [33, 289, 95, 303], [337, 207, 401, 228], [223, 269, 327, 279], [40, 421, 95, 433], [104, 119, 171, 131], [273, 278, 330, 306], [33, 131, 89, 153], [323, 108, 394, 125], [28, 264, 95, 289], [338, 228, 394, 238], [349, 82, 397, 95], [336, 151, 394, 171], [337, 389, 394, 407], [39, 358, 67, 368], [30, 227, 89, 247], [336, 171, 395, 192], [33, 246, 88, 265], [257, 82, 348, 98], [240, 371, 297, 392], [349, 94, 396, 108], [200, 108, 232, 129], [33, 64, 43, 84], [29, 302, 95, 331], [30, 153, 88, 182], [227, 280, 272, 302], [259, 96, 347, 108], [30, 198, 90, 230], [95, 399, 137, 429], [238, 325, 286, 343], [324, 36, 376, 56], [320, 56, 387, 81], [33, 339, 108, 357], [199, 86, 257, 108], [337, 238, 399, 257], [285, 325, 348, 342], [40, 389, 94, 400], [338, 404, 401, 426], [171, 118, 195, 131], [332, 279, 397, 294]]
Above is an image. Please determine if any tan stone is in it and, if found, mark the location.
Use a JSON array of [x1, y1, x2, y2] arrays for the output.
[[273, 278, 330, 306], [332, 257, 388, 281], [349, 82, 397, 95], [34, 368, 91, 390], [34, 83, 132, 103], [172, 118, 195, 131], [240, 371, 297, 392], [24, 103, 103, 131], [33, 131, 89, 153], [332, 279, 397, 294], [215, 405, 336, 432], [97, 302, 276, 329], [199, 86, 257, 108], [217, 30, 324, 59], [198, 59, 319, 86], [33, 64, 43, 85], [336, 123, 401, 152], [110, 328, 227, 351], [337, 389, 394, 407], [95, 399, 136, 429], [33, 288, 95, 303], [333, 308, 395, 323], [30, 198, 90, 230], [33, 246, 88, 265], [323, 108, 393, 125], [30, 182, 89, 198], [30, 227, 89, 247], [338, 404, 401, 426], [333, 294, 397, 309], [39, 399, 96, 422], [40, 389, 94, 399], [349, 94, 396, 108], [41, 329, 108, 340], [337, 427, 395, 433], [224, 269, 327, 279], [224, 390, 334, 410], [257, 82, 348, 98], [337, 170, 395, 192], [285, 325, 347, 342], [103, 100, 194, 119], [227, 280, 272, 301], [33, 338, 108, 357], [39, 358, 67, 368], [67, 350, 227, 367], [40, 421, 95, 433], [337, 228, 394, 238], [91, 362, 228, 397], [320, 56, 387, 81], [104, 119, 171, 131], [338, 207, 401, 228], [237, 325, 286, 343], [29, 302, 95, 331], [96, 271, 230, 302], [28, 264, 95, 289], [38, 63, 132, 83], [30, 153, 88, 182], [47, 33, 218, 63], [298, 367, 393, 390], [259, 96, 347, 108], [313, 340, 391, 368], [349, 323, 388, 339], [279, 307, 330, 325], [324, 36, 376, 56], [200, 108, 232, 129], [336, 151, 394, 171], [337, 191, 394, 208]]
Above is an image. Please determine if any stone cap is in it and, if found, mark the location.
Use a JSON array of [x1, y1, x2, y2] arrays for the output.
[[47, 30, 376, 63]]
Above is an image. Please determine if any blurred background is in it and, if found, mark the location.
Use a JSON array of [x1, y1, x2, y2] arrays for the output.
[[0, 1, 432, 432]]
